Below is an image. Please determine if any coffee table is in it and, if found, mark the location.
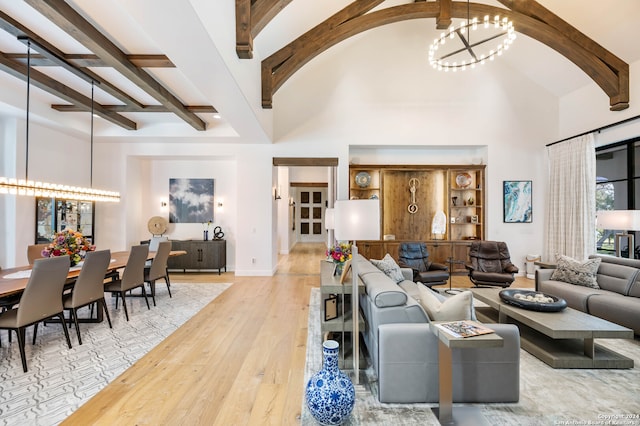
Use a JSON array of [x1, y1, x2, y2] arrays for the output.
[[469, 288, 634, 369]]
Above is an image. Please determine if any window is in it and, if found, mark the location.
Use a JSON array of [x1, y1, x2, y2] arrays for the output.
[[596, 138, 640, 257]]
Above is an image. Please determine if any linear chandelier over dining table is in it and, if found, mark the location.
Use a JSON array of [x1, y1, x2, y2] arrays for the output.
[[0, 178, 120, 202], [0, 36, 120, 203]]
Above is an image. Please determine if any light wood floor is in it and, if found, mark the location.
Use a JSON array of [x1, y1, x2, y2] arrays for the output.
[[62, 243, 533, 425]]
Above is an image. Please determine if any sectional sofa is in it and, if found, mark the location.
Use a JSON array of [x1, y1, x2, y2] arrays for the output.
[[354, 254, 520, 404], [535, 254, 640, 335]]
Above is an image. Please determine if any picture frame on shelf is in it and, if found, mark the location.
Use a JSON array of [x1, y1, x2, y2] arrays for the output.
[[324, 295, 338, 321], [340, 259, 352, 284], [471, 215, 479, 224], [503, 180, 532, 223]]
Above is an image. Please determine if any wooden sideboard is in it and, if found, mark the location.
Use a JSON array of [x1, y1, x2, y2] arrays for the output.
[[167, 239, 226, 274]]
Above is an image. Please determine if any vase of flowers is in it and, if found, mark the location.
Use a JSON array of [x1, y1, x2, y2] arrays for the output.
[[327, 242, 352, 276], [41, 229, 95, 266]]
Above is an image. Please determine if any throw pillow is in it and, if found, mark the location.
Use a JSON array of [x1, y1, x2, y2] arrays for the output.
[[550, 255, 601, 289], [370, 253, 406, 284], [417, 285, 476, 321]]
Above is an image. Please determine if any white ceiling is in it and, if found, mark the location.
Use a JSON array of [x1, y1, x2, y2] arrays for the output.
[[0, 0, 638, 143]]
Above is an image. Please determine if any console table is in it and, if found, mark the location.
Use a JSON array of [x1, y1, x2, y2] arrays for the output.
[[320, 260, 365, 369], [167, 239, 226, 274]]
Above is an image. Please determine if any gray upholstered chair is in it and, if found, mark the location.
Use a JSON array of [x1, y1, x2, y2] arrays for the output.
[[27, 243, 49, 265], [465, 240, 519, 287], [144, 240, 172, 304], [398, 242, 449, 287], [104, 245, 150, 321], [63, 249, 112, 345], [0, 256, 72, 372]]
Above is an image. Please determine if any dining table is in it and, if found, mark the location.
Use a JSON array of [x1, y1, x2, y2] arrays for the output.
[[0, 249, 187, 321]]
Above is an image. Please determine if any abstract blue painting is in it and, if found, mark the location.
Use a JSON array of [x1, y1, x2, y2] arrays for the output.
[[169, 178, 214, 223], [503, 180, 532, 223]]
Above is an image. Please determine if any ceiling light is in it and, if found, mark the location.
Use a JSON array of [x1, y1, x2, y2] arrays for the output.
[[0, 38, 120, 203], [428, 3, 516, 72]]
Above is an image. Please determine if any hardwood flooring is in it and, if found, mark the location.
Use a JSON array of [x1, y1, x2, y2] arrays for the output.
[[62, 243, 533, 425]]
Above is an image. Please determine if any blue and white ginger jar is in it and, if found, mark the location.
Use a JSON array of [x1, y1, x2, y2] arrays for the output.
[[305, 340, 355, 425]]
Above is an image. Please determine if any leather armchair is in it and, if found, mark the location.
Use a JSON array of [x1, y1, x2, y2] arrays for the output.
[[465, 240, 518, 287], [398, 242, 449, 287]]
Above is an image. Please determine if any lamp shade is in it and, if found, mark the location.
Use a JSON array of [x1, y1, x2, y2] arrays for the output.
[[334, 199, 380, 241], [325, 208, 335, 230], [597, 210, 640, 231]]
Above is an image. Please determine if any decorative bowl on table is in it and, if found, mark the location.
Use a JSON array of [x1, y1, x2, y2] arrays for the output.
[[499, 289, 567, 312]]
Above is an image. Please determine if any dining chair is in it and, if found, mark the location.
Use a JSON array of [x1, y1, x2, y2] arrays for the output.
[[63, 249, 112, 345], [0, 256, 72, 372], [27, 243, 49, 265], [104, 245, 150, 321], [144, 240, 172, 305]]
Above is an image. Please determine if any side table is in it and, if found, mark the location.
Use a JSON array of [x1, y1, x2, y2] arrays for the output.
[[445, 257, 466, 295], [430, 322, 503, 425]]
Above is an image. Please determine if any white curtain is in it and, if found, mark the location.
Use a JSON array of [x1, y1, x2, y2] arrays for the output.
[[544, 133, 596, 261]]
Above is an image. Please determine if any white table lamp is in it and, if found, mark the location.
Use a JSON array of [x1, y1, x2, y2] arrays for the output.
[[334, 199, 380, 384], [597, 210, 640, 258]]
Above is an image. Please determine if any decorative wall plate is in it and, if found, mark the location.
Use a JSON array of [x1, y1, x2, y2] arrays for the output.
[[455, 172, 473, 188], [355, 171, 371, 188]]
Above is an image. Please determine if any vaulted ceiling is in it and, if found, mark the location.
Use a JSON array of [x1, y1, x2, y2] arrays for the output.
[[0, 0, 638, 142]]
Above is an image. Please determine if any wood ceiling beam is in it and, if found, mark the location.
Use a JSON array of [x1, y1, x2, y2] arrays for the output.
[[0, 52, 137, 130], [236, 0, 294, 59], [25, 0, 207, 131], [52, 104, 217, 113], [261, 1, 629, 111], [5, 54, 175, 68], [0, 10, 144, 109], [261, 0, 385, 108]]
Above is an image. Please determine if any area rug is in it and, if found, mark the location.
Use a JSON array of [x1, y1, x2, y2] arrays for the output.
[[0, 282, 231, 426], [302, 288, 640, 425]]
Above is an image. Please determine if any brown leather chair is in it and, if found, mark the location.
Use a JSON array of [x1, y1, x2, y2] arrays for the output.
[[465, 240, 519, 288], [398, 242, 449, 287]]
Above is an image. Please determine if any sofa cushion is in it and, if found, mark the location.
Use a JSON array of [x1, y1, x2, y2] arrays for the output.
[[587, 293, 640, 334], [371, 253, 406, 284], [550, 255, 601, 288], [595, 261, 639, 295], [417, 286, 476, 321], [537, 279, 600, 312]]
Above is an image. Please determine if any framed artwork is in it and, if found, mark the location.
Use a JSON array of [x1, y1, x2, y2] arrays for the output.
[[169, 178, 214, 223], [340, 259, 352, 284], [324, 295, 338, 321], [503, 180, 532, 223]]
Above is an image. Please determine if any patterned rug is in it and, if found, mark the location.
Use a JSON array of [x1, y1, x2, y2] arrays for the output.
[[302, 288, 640, 425], [0, 282, 231, 426]]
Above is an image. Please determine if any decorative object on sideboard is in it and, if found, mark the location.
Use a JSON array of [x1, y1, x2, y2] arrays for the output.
[[305, 340, 355, 425], [407, 177, 419, 214], [147, 216, 168, 236], [212, 226, 225, 240], [431, 210, 447, 240]]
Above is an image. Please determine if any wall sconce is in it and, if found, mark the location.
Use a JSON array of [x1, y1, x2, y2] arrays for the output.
[[217, 200, 224, 209], [160, 201, 167, 207], [274, 187, 282, 200]]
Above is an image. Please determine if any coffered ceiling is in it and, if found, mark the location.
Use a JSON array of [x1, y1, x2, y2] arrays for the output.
[[0, 0, 638, 142]]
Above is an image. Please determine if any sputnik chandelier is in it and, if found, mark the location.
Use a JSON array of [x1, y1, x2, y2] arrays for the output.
[[428, 11, 516, 72]]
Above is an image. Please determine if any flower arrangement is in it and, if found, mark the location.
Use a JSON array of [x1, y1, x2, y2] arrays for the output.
[[42, 229, 95, 266], [327, 242, 352, 264]]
